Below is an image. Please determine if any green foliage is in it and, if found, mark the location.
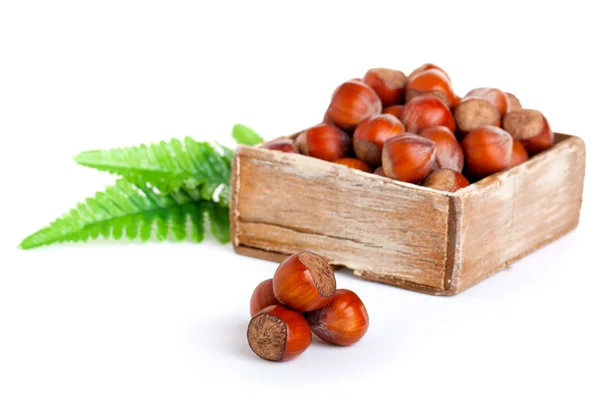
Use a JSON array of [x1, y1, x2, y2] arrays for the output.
[[19, 179, 230, 250], [232, 124, 264, 146], [20, 124, 264, 250], [74, 138, 232, 205]]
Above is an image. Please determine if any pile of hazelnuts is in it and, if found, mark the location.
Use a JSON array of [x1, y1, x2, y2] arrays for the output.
[[247, 251, 369, 362], [262, 63, 554, 192]]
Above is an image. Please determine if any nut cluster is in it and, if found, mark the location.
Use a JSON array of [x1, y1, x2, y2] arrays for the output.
[[262, 64, 555, 192], [247, 251, 369, 362]]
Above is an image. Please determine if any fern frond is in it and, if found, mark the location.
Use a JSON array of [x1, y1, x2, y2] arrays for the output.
[[232, 124, 264, 145], [19, 179, 230, 250], [214, 142, 235, 164], [73, 138, 232, 203]]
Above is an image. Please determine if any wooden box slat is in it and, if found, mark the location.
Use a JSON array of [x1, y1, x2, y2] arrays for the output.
[[230, 133, 586, 295], [452, 133, 586, 293]]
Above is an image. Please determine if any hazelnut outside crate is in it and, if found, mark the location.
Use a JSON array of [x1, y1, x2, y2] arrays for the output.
[[230, 132, 586, 295]]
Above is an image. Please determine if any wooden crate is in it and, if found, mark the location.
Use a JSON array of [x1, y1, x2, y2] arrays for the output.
[[230, 132, 586, 295]]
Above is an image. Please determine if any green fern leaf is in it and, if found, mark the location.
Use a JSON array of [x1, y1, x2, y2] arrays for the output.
[[232, 124, 264, 145], [214, 143, 235, 164], [19, 179, 230, 250], [73, 138, 232, 204]]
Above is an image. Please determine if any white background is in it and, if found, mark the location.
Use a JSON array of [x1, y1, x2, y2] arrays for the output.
[[1, 1, 599, 399]]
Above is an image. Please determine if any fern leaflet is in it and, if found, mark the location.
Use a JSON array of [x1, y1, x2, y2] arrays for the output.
[[232, 124, 264, 145], [73, 138, 232, 204], [19, 179, 230, 250]]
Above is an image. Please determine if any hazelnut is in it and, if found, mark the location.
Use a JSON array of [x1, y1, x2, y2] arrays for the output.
[[419, 126, 464, 172], [305, 289, 369, 346], [461, 125, 513, 179], [422, 169, 469, 192], [382, 105, 405, 120], [326, 80, 382, 131], [363, 68, 407, 107], [263, 139, 298, 154], [273, 251, 336, 312], [353, 114, 406, 165], [502, 109, 554, 156], [465, 87, 509, 117], [333, 158, 373, 173], [453, 97, 501, 136], [381, 134, 436, 184], [295, 123, 351, 161], [247, 305, 312, 362], [405, 69, 455, 107]]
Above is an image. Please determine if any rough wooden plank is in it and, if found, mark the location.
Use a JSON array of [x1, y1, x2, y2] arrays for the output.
[[454, 134, 586, 292], [353, 269, 449, 295], [444, 195, 461, 293], [233, 245, 290, 264], [232, 146, 452, 290], [233, 244, 346, 270], [230, 143, 241, 248], [237, 221, 440, 284]]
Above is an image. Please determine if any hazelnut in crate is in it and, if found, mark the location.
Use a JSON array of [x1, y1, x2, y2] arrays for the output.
[[231, 63, 586, 295]]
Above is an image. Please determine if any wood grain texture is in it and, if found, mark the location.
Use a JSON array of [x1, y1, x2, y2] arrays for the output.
[[231, 132, 586, 295], [452, 133, 586, 292], [231, 145, 452, 290]]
